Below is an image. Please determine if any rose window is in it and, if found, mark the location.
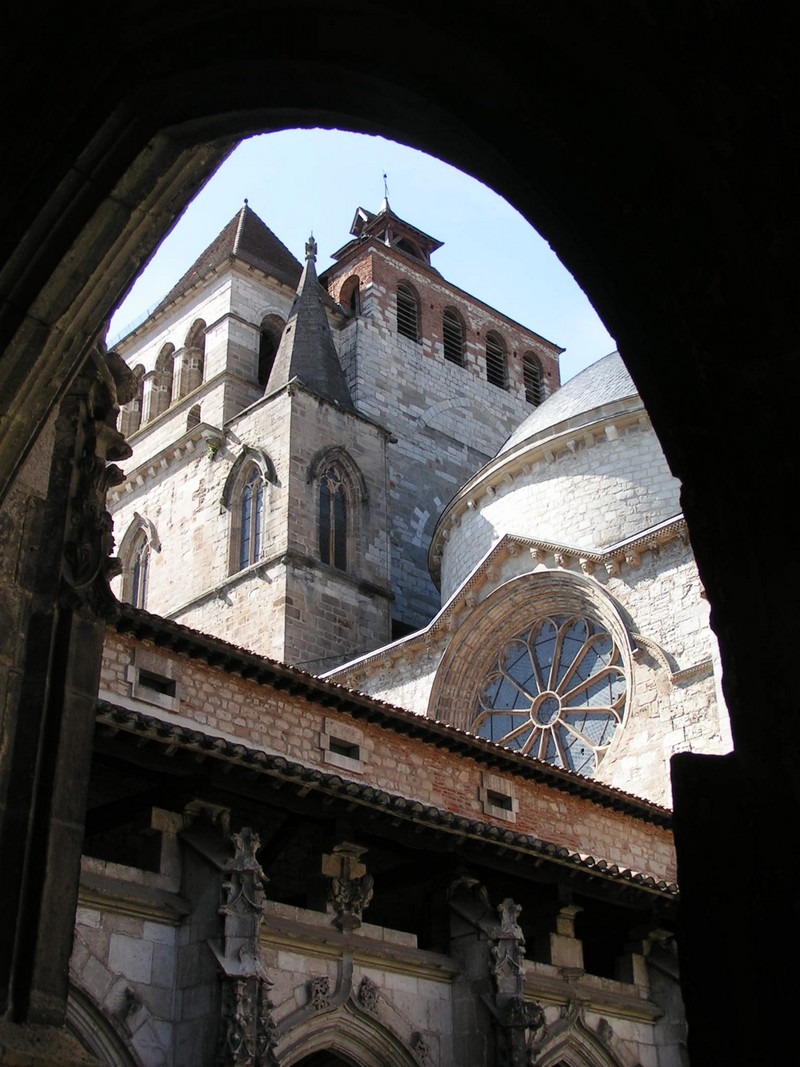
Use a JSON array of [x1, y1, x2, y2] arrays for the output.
[[473, 614, 627, 775]]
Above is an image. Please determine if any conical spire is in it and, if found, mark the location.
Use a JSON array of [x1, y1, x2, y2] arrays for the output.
[[264, 235, 355, 411]]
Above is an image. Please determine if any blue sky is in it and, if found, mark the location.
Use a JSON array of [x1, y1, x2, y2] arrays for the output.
[[107, 129, 615, 383]]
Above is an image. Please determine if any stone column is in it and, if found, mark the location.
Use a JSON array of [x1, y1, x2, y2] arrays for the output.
[[0, 345, 134, 1057]]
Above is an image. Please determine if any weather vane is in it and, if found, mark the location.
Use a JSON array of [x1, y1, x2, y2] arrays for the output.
[[383, 172, 389, 200]]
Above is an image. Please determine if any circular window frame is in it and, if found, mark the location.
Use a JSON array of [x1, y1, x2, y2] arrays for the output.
[[427, 571, 635, 775]]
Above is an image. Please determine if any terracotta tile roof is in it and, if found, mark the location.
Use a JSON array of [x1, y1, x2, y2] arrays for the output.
[[96, 699, 678, 901], [109, 603, 672, 827]]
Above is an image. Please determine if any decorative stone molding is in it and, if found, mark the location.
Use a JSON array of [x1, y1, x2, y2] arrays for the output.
[[357, 976, 380, 1015], [322, 842, 374, 931], [109, 421, 223, 503], [211, 826, 278, 1066], [529, 999, 630, 1066], [307, 977, 332, 1012]]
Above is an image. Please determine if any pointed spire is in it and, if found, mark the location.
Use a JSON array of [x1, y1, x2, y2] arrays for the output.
[[264, 235, 355, 411]]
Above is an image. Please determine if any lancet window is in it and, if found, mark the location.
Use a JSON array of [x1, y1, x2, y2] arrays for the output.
[[258, 314, 285, 390], [238, 466, 265, 571], [485, 331, 508, 389], [523, 351, 544, 405], [319, 464, 348, 571]]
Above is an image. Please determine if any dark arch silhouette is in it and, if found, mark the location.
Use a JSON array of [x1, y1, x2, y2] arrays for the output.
[[0, 8, 797, 1065]]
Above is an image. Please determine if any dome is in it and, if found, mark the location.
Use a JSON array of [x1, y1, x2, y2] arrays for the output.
[[498, 351, 637, 457], [432, 349, 680, 602]]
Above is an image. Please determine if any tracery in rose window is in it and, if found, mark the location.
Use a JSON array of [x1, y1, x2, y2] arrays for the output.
[[473, 614, 627, 775]]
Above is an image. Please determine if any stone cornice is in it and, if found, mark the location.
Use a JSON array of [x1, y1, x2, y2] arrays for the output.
[[96, 699, 677, 896], [110, 256, 301, 349], [164, 548, 393, 623], [522, 961, 661, 1021], [259, 903, 459, 982], [341, 519, 688, 680], [109, 420, 223, 504]]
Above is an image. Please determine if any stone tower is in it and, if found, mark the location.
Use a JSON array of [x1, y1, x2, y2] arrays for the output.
[[109, 200, 562, 668]]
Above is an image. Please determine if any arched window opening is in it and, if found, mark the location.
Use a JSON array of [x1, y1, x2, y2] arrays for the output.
[[151, 342, 175, 418], [177, 318, 206, 397], [239, 466, 265, 570], [442, 308, 465, 366], [485, 331, 508, 389], [119, 364, 145, 437], [186, 403, 201, 429], [395, 236, 421, 258], [129, 533, 150, 609], [259, 314, 285, 389], [396, 282, 419, 342], [319, 465, 348, 571], [340, 275, 361, 317], [523, 351, 544, 405]]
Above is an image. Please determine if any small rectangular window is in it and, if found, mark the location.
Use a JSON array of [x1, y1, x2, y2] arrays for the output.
[[486, 789, 513, 812], [138, 669, 176, 698], [329, 737, 360, 761], [480, 772, 518, 822], [321, 717, 365, 772]]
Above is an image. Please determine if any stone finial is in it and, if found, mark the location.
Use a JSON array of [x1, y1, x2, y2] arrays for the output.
[[305, 233, 317, 262]]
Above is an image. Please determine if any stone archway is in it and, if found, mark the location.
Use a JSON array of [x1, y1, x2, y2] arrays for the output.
[[1, 8, 798, 1065]]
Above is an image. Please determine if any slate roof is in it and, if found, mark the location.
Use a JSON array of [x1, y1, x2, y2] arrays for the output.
[[265, 236, 355, 410], [498, 351, 638, 456], [152, 202, 303, 314]]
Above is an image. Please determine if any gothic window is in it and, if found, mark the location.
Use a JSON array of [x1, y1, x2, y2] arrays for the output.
[[473, 614, 626, 775], [340, 275, 361, 316], [319, 464, 348, 570], [485, 331, 508, 388], [238, 466, 265, 570], [258, 314, 285, 389], [396, 281, 420, 341], [128, 532, 150, 609], [186, 404, 201, 429], [523, 351, 544, 405], [443, 307, 465, 365]]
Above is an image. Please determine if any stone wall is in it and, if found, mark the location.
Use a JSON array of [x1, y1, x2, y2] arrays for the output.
[[325, 242, 561, 630]]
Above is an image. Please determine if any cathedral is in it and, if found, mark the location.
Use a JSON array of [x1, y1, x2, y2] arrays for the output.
[[1, 10, 795, 1064], [57, 200, 728, 1064]]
